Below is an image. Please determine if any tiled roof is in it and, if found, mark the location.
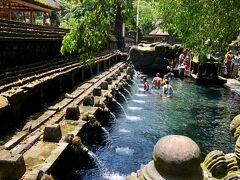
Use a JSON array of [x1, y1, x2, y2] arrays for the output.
[[149, 27, 169, 36]]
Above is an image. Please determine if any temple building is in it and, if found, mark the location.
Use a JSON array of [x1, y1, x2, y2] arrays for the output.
[[0, 0, 61, 25], [149, 26, 170, 43]]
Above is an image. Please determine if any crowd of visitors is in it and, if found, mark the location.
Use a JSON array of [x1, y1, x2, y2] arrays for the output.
[[224, 50, 240, 79], [137, 71, 174, 97], [176, 48, 192, 77], [177, 47, 240, 80]]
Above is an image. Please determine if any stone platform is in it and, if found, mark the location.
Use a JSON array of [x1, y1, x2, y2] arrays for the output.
[[0, 59, 135, 179]]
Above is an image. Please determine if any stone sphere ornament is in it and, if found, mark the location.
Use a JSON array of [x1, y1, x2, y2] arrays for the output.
[[143, 135, 203, 180]]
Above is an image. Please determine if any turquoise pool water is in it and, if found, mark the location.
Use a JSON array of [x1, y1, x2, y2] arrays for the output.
[[61, 77, 240, 179]]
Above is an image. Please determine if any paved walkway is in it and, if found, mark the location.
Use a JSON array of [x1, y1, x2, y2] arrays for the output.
[[225, 78, 240, 95]]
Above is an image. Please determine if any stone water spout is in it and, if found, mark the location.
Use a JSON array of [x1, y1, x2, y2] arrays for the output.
[[126, 64, 135, 77], [104, 94, 114, 103], [88, 114, 102, 129], [110, 85, 120, 97], [70, 135, 89, 154], [126, 75, 132, 81], [117, 82, 124, 90]]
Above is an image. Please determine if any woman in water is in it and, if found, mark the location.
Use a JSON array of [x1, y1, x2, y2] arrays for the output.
[[143, 77, 149, 91], [162, 81, 173, 97]]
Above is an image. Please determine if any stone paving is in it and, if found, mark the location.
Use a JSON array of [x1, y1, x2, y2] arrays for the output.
[[225, 78, 240, 96]]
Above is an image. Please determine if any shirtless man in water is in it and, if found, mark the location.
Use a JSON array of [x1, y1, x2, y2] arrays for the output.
[[152, 73, 162, 89]]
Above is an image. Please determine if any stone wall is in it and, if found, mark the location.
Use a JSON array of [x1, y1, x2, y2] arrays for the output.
[[0, 41, 62, 69], [128, 43, 179, 75], [0, 53, 126, 132]]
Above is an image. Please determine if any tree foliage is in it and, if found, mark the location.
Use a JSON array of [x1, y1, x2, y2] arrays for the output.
[[156, 0, 240, 56], [60, 0, 114, 64], [60, 0, 134, 64], [132, 0, 159, 35]]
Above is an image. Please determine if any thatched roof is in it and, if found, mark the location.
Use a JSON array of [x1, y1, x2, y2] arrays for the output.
[[149, 27, 169, 36], [0, 0, 61, 12], [22, 0, 61, 10]]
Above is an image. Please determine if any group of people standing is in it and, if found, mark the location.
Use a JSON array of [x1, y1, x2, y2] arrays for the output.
[[142, 72, 173, 96], [224, 50, 240, 78]]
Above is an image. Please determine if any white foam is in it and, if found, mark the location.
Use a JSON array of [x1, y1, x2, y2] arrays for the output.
[[115, 147, 134, 155], [132, 99, 145, 103], [126, 115, 142, 121], [135, 94, 147, 97], [119, 128, 131, 133], [103, 172, 126, 180], [128, 106, 143, 110]]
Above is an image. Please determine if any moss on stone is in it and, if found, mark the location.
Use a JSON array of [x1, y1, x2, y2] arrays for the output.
[[230, 114, 240, 136]]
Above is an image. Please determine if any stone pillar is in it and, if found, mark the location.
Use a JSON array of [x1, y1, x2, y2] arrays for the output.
[[108, 57, 111, 68], [106, 77, 113, 84], [103, 61, 107, 71], [0, 96, 10, 130], [90, 66, 93, 77], [83, 95, 94, 106], [93, 87, 102, 96], [0, 150, 26, 179], [111, 74, 118, 80], [43, 124, 62, 142], [100, 81, 108, 90], [96, 63, 100, 75], [119, 67, 124, 72], [141, 135, 202, 180], [65, 106, 80, 120], [116, 70, 121, 76], [81, 67, 85, 82]]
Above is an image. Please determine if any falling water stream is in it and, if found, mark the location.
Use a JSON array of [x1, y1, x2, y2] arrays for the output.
[[125, 82, 133, 89], [131, 79, 140, 89], [109, 112, 117, 121], [119, 92, 128, 103], [58, 77, 240, 180], [123, 88, 132, 97]]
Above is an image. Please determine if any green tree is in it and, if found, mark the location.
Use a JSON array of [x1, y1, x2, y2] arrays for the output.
[[157, 0, 240, 58], [132, 0, 159, 35], [60, 0, 134, 64]]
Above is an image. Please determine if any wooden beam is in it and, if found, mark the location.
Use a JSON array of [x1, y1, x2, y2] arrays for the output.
[[0, 8, 42, 12], [8, 0, 11, 20], [10, 0, 52, 13]]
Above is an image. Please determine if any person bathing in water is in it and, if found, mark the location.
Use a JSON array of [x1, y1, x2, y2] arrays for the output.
[[163, 81, 173, 96], [152, 73, 162, 89], [143, 77, 149, 91]]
